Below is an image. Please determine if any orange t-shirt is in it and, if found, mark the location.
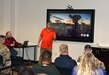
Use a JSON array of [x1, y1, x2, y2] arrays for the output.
[[40, 28, 56, 49]]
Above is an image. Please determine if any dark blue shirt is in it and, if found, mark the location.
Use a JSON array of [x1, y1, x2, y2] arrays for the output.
[[54, 55, 77, 70]]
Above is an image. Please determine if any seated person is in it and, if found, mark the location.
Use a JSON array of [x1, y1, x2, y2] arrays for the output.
[[77, 44, 105, 70], [77, 44, 92, 62], [54, 44, 77, 75], [72, 53, 106, 75], [0, 35, 11, 67], [54, 44, 77, 69], [3, 31, 22, 56], [32, 50, 61, 75]]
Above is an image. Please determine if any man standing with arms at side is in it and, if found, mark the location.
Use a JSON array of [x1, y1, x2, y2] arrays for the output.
[[38, 22, 56, 64], [38, 22, 56, 53]]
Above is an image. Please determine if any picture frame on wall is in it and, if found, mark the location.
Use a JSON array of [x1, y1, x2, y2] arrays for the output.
[[47, 9, 95, 43]]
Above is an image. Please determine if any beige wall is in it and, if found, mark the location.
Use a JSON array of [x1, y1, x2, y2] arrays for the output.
[[1, 0, 109, 61], [2, 0, 11, 34], [0, 0, 3, 34]]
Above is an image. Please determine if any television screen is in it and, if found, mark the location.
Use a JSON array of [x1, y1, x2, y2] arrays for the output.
[[47, 9, 95, 43]]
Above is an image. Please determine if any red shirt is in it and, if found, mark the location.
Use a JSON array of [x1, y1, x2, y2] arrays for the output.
[[40, 28, 56, 49], [3, 37, 21, 48]]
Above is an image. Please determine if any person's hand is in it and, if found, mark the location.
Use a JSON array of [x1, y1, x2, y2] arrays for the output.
[[10, 44, 14, 46], [10, 41, 15, 46], [10, 43, 15, 46], [37, 43, 40, 48]]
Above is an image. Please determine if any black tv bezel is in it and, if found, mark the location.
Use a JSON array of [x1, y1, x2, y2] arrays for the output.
[[46, 9, 95, 43]]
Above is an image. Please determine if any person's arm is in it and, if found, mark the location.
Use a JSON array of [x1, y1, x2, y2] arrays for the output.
[[95, 58, 106, 70], [2, 44, 11, 60], [37, 36, 42, 47], [53, 33, 56, 40], [53, 30, 56, 40], [12, 37, 22, 46], [72, 66, 77, 75], [38, 28, 44, 47], [77, 56, 81, 62]]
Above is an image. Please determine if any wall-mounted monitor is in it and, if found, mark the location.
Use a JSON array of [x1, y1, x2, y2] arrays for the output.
[[47, 9, 95, 43]]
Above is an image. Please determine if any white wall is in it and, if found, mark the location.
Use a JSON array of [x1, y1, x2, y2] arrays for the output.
[[2, 0, 11, 34], [1, 0, 109, 61], [0, 0, 3, 34], [0, 0, 16, 35]]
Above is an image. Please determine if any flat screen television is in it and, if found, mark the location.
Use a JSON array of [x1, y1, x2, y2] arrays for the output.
[[47, 9, 95, 43]]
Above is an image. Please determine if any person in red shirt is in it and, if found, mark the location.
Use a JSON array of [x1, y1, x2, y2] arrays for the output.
[[38, 22, 56, 63], [4, 31, 22, 56], [38, 22, 56, 53]]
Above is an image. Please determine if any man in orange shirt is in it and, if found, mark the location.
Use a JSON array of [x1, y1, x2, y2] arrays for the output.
[[38, 22, 56, 64], [38, 22, 56, 54]]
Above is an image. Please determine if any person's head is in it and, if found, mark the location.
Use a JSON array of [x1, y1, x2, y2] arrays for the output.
[[59, 44, 68, 55], [0, 35, 5, 43], [84, 44, 92, 54], [46, 22, 52, 30], [6, 31, 12, 38], [81, 53, 95, 67], [77, 53, 97, 75], [18, 67, 34, 75], [40, 50, 52, 65]]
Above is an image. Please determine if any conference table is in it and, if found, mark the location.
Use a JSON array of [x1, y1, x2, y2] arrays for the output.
[[15, 45, 38, 62]]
